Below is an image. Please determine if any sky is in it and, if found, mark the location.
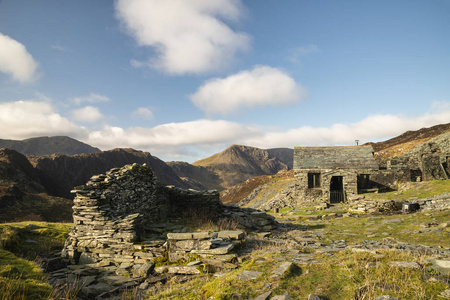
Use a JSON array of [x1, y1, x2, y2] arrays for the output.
[[0, 0, 449, 162]]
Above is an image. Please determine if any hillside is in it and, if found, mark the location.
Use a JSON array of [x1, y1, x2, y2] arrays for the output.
[[220, 169, 294, 205], [221, 124, 450, 208], [166, 161, 223, 190], [369, 122, 450, 158], [0, 148, 72, 222], [29, 148, 190, 199], [0, 136, 101, 156], [192, 145, 289, 189]]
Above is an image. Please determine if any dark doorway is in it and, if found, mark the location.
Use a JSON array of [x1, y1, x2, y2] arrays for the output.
[[444, 156, 450, 178], [330, 176, 344, 203]]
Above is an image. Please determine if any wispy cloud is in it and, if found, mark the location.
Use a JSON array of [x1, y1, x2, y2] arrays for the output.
[[115, 0, 250, 75], [71, 106, 104, 123], [132, 107, 154, 120], [190, 65, 308, 115], [71, 93, 110, 105], [289, 44, 319, 63], [51, 44, 67, 51], [0, 32, 38, 83]]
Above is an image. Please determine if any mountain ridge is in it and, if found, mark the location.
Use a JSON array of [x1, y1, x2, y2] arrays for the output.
[[0, 136, 101, 156], [191, 144, 290, 189], [29, 148, 190, 199]]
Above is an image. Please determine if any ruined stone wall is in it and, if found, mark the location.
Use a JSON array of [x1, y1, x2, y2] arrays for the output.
[[370, 168, 411, 191], [412, 193, 450, 211], [165, 186, 221, 218], [421, 155, 448, 180], [62, 164, 221, 265], [62, 163, 278, 267]]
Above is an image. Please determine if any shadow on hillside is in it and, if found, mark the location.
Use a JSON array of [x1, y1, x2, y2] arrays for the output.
[[307, 224, 326, 230]]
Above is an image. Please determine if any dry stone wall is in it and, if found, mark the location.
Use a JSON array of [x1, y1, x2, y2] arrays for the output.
[[411, 193, 450, 211], [62, 163, 278, 267]]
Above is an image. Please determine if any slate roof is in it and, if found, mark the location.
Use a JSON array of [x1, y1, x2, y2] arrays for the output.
[[294, 145, 378, 170]]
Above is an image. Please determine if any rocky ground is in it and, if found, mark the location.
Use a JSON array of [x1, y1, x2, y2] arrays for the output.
[[40, 203, 450, 300]]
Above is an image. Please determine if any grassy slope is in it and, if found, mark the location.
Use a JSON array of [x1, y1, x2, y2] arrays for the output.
[[0, 222, 72, 300], [153, 209, 449, 299], [365, 180, 450, 201], [220, 170, 293, 204]]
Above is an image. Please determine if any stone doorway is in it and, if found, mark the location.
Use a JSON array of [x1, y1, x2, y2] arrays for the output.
[[330, 176, 344, 203]]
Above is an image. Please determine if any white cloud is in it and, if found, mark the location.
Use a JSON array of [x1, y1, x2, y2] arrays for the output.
[[72, 93, 110, 105], [115, 0, 250, 74], [132, 107, 154, 120], [71, 106, 104, 123], [83, 105, 450, 161], [243, 105, 450, 149], [0, 33, 38, 82], [190, 66, 308, 115], [1, 99, 449, 162], [0, 101, 83, 140], [87, 119, 260, 150], [51, 44, 67, 51]]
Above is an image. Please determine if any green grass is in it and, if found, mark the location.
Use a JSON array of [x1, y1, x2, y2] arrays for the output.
[[366, 180, 450, 201], [298, 210, 450, 247], [146, 249, 449, 299], [0, 222, 72, 258], [0, 222, 72, 299], [0, 249, 52, 300]]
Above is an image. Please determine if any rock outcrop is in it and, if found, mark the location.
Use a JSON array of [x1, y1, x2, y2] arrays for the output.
[[0, 148, 72, 222]]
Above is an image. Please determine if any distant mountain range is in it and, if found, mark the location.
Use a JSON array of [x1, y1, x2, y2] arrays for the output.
[[0, 136, 101, 156], [29, 148, 190, 199], [0, 122, 449, 221]]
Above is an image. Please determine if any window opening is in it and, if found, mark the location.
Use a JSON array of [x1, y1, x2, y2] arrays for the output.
[[308, 173, 321, 188]]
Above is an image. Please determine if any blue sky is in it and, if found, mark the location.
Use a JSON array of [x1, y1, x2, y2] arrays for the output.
[[0, 0, 449, 162]]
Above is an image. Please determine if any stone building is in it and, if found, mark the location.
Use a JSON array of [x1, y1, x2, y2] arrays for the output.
[[294, 133, 450, 205], [294, 146, 379, 204]]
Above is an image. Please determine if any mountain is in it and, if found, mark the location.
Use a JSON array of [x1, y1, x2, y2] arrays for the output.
[[166, 161, 223, 190], [191, 145, 289, 189], [29, 148, 190, 199], [0, 148, 72, 222], [0, 136, 101, 156]]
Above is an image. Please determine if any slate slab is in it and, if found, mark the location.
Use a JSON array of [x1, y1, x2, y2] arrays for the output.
[[237, 270, 261, 280], [389, 261, 421, 269], [424, 258, 450, 276], [381, 218, 402, 224], [272, 262, 294, 276], [254, 291, 272, 300]]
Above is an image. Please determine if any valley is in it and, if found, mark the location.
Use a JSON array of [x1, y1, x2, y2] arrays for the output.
[[0, 123, 449, 299]]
